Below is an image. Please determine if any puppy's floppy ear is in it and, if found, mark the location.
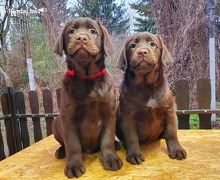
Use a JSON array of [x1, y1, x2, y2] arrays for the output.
[[157, 35, 173, 67], [98, 21, 114, 56], [116, 40, 128, 71], [54, 31, 64, 57]]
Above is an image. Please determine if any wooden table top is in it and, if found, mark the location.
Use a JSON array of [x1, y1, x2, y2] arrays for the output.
[[0, 130, 220, 180]]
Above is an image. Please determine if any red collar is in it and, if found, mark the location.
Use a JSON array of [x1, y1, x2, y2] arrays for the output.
[[65, 68, 106, 79]]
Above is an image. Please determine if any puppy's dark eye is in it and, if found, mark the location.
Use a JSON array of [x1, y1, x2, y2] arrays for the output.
[[89, 29, 97, 35], [68, 28, 75, 34], [130, 43, 137, 49], [149, 42, 156, 47]]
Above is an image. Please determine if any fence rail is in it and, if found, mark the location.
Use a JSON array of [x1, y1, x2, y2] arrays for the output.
[[176, 109, 220, 114], [17, 113, 59, 118], [0, 77, 219, 160]]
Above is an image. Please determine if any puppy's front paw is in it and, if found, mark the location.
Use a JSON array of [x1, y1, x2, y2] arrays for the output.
[[126, 152, 145, 165], [102, 152, 123, 171], [65, 159, 86, 178], [169, 147, 187, 160]]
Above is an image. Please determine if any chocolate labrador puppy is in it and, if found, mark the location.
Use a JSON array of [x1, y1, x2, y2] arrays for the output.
[[116, 32, 187, 165], [52, 17, 122, 178]]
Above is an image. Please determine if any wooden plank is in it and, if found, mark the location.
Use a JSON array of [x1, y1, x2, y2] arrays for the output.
[[15, 91, 30, 148], [1, 92, 16, 155], [197, 78, 211, 129], [56, 88, 61, 112], [0, 130, 220, 179], [175, 79, 190, 129], [1, 93, 16, 155], [42, 89, 54, 136], [7, 87, 22, 152], [28, 91, 43, 142], [0, 121, 6, 160]]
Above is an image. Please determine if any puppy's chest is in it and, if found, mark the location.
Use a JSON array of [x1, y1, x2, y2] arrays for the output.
[[124, 88, 152, 110], [74, 83, 115, 112], [135, 108, 165, 143], [125, 85, 169, 109], [68, 79, 112, 99], [89, 80, 114, 103]]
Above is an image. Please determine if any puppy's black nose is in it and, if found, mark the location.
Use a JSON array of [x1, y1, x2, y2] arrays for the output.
[[76, 34, 88, 43], [137, 50, 148, 57]]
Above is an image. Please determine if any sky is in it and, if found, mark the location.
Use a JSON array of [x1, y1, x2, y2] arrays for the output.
[[122, 0, 137, 32], [119, 0, 137, 30]]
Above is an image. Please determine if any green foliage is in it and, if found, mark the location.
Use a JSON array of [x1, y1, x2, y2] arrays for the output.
[[9, 13, 63, 88], [29, 22, 64, 86], [177, 114, 199, 129], [189, 114, 199, 129], [130, 0, 156, 33], [72, 0, 130, 34]]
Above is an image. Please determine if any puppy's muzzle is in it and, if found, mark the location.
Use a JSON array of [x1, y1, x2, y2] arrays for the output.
[[131, 48, 156, 68], [137, 48, 156, 65], [67, 33, 99, 56]]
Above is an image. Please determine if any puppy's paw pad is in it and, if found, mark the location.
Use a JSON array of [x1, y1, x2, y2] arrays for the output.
[[103, 153, 123, 171], [126, 153, 145, 165], [64, 164, 86, 178], [169, 148, 187, 160]]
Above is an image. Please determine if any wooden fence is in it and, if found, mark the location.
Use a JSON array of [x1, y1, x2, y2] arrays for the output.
[[175, 78, 220, 129], [0, 87, 61, 161], [0, 77, 219, 160]]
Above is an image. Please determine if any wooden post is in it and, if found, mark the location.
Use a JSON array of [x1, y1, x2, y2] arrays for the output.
[[0, 121, 6, 160], [43, 89, 54, 136], [1, 87, 22, 154], [175, 79, 190, 129], [15, 91, 30, 148], [1, 93, 15, 156], [56, 88, 61, 112], [207, 0, 216, 121], [27, 59, 35, 91], [7, 87, 22, 152], [197, 78, 211, 129], [28, 90, 43, 142]]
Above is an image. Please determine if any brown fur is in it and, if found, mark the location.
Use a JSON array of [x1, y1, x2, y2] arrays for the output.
[[52, 17, 122, 178], [116, 32, 187, 165]]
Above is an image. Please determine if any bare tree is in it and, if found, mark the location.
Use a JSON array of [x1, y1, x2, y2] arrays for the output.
[[31, 0, 68, 46], [150, 0, 210, 108], [0, 0, 13, 87]]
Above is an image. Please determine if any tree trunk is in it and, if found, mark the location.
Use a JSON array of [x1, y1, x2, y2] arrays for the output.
[[0, 0, 13, 88], [0, 66, 12, 88]]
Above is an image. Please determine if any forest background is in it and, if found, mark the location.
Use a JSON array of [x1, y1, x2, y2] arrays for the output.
[[0, 0, 220, 110]]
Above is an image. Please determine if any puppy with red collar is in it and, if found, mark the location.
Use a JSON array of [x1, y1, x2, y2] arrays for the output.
[[52, 17, 122, 178]]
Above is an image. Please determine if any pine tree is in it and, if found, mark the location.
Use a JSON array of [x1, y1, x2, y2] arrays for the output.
[[130, 0, 156, 33], [72, 0, 130, 34]]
